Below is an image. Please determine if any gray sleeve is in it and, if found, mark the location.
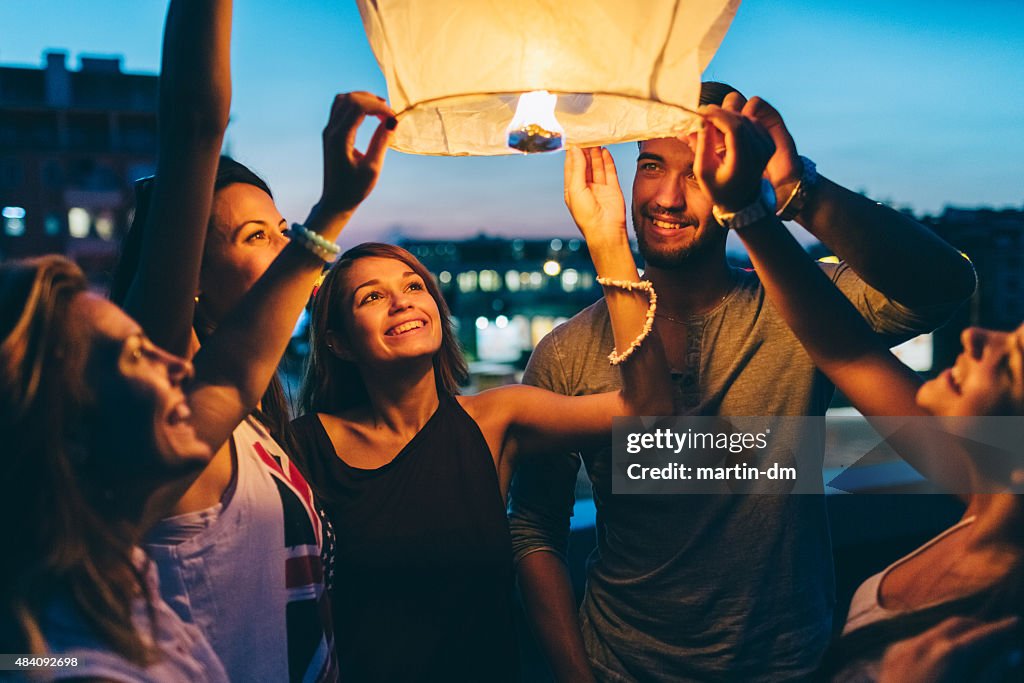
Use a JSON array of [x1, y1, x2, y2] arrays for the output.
[[824, 261, 972, 345], [507, 328, 582, 565]]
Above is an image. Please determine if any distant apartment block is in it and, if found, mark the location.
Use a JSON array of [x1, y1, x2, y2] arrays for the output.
[[398, 235, 622, 365], [914, 206, 1023, 369], [0, 51, 157, 281], [925, 207, 1024, 331]]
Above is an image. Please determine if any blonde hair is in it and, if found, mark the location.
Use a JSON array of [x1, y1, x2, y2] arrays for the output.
[[0, 255, 154, 663]]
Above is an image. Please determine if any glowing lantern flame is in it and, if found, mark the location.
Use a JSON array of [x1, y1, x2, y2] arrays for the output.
[[506, 90, 565, 153]]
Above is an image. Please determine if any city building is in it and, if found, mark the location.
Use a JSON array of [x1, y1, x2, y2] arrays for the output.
[[925, 206, 1024, 329], [922, 206, 1024, 369], [399, 234, 619, 371], [0, 51, 157, 283]]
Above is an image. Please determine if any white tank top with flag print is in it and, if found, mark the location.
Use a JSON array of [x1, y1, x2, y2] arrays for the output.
[[144, 416, 337, 682]]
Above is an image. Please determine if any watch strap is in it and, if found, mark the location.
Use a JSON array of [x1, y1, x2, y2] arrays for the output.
[[776, 156, 818, 221]]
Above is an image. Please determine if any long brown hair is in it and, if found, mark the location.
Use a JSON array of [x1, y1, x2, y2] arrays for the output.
[[1, 255, 154, 663], [299, 242, 468, 415]]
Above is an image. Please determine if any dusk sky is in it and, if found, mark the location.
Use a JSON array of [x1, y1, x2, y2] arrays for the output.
[[1, 0, 1022, 249]]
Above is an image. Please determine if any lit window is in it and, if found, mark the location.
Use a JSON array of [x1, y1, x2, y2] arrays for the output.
[[95, 211, 115, 240], [528, 272, 543, 288], [505, 270, 520, 292], [457, 270, 478, 293], [68, 207, 91, 238], [561, 268, 579, 292], [44, 214, 61, 236], [479, 269, 500, 292], [530, 316, 556, 346], [511, 315, 531, 350], [439, 270, 452, 284], [543, 260, 561, 276], [2, 206, 26, 236]]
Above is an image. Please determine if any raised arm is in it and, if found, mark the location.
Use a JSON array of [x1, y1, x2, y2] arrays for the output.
[[694, 100, 974, 494], [694, 100, 924, 417], [477, 147, 672, 466], [187, 93, 395, 453], [120, 0, 232, 356], [751, 96, 975, 309], [500, 148, 675, 683]]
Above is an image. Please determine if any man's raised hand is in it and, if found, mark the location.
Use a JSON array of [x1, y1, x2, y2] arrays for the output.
[[563, 146, 628, 248], [693, 104, 775, 213]]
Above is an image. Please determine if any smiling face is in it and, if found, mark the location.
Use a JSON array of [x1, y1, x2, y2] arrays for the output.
[[69, 292, 211, 476], [199, 182, 289, 324], [336, 257, 443, 369], [631, 137, 726, 269], [917, 325, 1024, 417]]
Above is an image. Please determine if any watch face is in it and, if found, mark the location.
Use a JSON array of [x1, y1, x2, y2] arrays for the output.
[[713, 179, 777, 229]]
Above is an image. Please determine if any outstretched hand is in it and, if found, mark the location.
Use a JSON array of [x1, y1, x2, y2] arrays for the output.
[[563, 146, 628, 247], [718, 92, 803, 195], [693, 102, 775, 213], [316, 91, 397, 219]]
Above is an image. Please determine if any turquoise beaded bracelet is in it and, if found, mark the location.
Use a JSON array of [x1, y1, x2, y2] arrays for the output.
[[288, 223, 341, 262]]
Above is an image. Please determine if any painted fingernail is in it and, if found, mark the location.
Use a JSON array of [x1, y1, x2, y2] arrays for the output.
[[386, 117, 398, 130]]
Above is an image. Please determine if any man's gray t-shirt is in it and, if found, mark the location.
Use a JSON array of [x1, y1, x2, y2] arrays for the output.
[[508, 263, 960, 682]]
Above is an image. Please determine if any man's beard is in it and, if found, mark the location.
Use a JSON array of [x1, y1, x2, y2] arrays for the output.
[[632, 206, 726, 269]]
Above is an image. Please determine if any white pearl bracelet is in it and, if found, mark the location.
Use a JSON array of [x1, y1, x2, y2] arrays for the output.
[[595, 276, 658, 366]]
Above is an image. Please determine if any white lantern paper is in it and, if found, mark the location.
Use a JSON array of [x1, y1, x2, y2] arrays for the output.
[[356, 0, 741, 156]]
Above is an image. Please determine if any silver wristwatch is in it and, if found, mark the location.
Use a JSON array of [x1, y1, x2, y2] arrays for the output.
[[712, 178, 778, 231]]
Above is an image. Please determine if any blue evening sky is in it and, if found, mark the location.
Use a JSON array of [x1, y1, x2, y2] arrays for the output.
[[1, 0, 1022, 247]]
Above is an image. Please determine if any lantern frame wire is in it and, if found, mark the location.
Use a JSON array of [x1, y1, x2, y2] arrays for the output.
[[391, 91, 704, 156]]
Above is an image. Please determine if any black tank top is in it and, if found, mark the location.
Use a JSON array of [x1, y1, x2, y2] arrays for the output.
[[290, 393, 518, 682]]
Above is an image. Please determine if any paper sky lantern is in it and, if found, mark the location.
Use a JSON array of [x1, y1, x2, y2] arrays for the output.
[[356, 0, 741, 156]]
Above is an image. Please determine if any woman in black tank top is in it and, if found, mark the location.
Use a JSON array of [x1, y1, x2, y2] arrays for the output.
[[291, 149, 673, 681]]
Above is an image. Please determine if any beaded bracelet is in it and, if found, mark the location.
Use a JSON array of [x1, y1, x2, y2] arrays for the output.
[[595, 276, 658, 366], [288, 223, 341, 262]]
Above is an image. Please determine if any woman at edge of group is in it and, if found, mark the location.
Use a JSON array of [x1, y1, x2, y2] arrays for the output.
[[689, 93, 1023, 681], [288, 145, 673, 680], [1, 256, 232, 681], [105, 0, 394, 680], [0, 171, 357, 676]]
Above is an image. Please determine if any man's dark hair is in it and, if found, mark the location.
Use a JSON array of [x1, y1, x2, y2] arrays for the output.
[[698, 81, 739, 107], [637, 81, 739, 150]]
